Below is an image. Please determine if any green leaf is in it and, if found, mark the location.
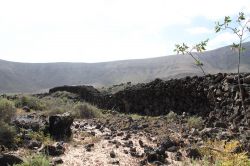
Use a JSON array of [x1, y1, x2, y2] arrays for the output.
[[224, 16, 232, 24], [215, 22, 222, 33], [195, 39, 208, 52], [238, 12, 245, 21], [195, 60, 203, 66]]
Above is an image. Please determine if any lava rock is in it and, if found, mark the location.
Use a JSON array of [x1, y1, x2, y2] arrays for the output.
[[49, 112, 74, 140], [0, 154, 23, 166], [22, 106, 30, 112], [43, 143, 65, 156], [52, 157, 63, 165], [139, 140, 144, 147], [110, 150, 116, 158], [85, 143, 94, 152], [27, 140, 42, 149]]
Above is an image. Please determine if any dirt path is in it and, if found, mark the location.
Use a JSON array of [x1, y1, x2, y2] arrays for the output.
[[61, 120, 157, 166]]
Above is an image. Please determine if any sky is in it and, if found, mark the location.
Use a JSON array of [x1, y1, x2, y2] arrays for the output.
[[0, 0, 250, 63]]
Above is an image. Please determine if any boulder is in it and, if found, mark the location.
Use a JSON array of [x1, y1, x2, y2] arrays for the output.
[[49, 112, 74, 140]]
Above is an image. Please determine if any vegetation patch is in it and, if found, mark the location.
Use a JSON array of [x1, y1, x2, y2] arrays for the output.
[[187, 116, 204, 129], [14, 155, 50, 166], [27, 131, 53, 145], [165, 111, 178, 123], [15, 95, 46, 111], [199, 140, 250, 166], [73, 102, 102, 119], [0, 98, 16, 123], [0, 121, 16, 147]]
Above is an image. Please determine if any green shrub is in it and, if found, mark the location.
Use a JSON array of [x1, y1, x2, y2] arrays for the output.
[[0, 122, 16, 147], [165, 111, 177, 122], [46, 107, 66, 116], [14, 155, 50, 166], [15, 95, 45, 111], [0, 98, 16, 123], [73, 102, 101, 119], [41, 96, 74, 115], [27, 131, 53, 145], [187, 116, 204, 129]]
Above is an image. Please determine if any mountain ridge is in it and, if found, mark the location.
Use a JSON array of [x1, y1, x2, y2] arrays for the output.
[[0, 42, 250, 93]]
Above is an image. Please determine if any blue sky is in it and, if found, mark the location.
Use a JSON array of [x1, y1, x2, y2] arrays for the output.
[[0, 0, 250, 63]]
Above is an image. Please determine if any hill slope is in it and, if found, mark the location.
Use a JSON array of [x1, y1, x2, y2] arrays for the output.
[[0, 42, 250, 93]]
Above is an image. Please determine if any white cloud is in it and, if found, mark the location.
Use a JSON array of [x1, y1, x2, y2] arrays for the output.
[[0, 0, 249, 62], [208, 32, 238, 49], [186, 27, 213, 35]]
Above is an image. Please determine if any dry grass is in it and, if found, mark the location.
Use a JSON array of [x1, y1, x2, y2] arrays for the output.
[[199, 140, 250, 166], [187, 116, 204, 129], [73, 102, 102, 119]]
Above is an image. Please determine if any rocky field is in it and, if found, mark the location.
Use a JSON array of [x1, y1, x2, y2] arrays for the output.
[[0, 73, 250, 166]]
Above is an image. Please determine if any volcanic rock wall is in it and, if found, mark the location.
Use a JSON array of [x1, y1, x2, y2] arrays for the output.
[[49, 73, 250, 125]]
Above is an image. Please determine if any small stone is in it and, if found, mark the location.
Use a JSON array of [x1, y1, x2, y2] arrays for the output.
[[174, 151, 182, 161], [123, 134, 131, 140], [85, 143, 94, 152], [117, 132, 124, 136], [111, 159, 119, 165], [52, 157, 63, 164], [124, 150, 129, 154], [167, 146, 178, 152], [110, 150, 116, 158], [22, 106, 30, 112], [27, 140, 42, 149], [95, 124, 101, 129], [43, 143, 65, 156], [139, 140, 144, 147], [74, 124, 80, 129], [130, 147, 136, 153]]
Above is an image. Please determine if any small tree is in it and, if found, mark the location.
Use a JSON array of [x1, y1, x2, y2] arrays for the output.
[[174, 39, 209, 76], [215, 12, 250, 111]]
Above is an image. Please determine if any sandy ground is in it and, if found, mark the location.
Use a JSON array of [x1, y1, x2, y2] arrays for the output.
[[60, 120, 158, 166]]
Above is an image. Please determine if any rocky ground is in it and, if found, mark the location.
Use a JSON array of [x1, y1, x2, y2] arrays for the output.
[[1, 73, 250, 166]]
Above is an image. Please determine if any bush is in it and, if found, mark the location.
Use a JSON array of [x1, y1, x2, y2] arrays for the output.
[[165, 111, 177, 122], [27, 131, 52, 145], [187, 116, 204, 129], [199, 140, 250, 166], [14, 155, 50, 166], [0, 122, 16, 147], [15, 95, 45, 111], [41, 96, 74, 116], [0, 98, 16, 123], [47, 108, 65, 116], [73, 102, 101, 119]]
